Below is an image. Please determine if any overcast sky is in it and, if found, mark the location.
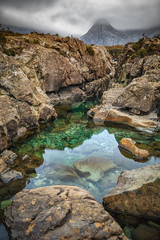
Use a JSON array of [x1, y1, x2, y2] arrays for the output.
[[0, 0, 160, 36]]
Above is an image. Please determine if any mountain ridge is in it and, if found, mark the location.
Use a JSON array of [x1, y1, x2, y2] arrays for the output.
[[80, 21, 160, 46]]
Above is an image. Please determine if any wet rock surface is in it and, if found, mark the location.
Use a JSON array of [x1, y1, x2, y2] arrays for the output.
[[119, 138, 149, 160], [103, 164, 160, 219], [4, 185, 127, 240], [93, 107, 158, 132], [0, 170, 23, 183]]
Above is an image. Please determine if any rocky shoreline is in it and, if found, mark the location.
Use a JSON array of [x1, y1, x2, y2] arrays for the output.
[[0, 31, 160, 239], [0, 30, 115, 153]]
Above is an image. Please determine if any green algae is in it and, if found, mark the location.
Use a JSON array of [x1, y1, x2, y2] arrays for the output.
[[0, 199, 12, 210]]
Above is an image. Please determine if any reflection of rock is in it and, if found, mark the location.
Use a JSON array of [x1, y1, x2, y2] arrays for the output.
[[47, 164, 86, 187], [74, 157, 116, 182], [20, 155, 44, 174], [0, 178, 27, 202], [5, 185, 127, 240], [132, 224, 160, 240], [103, 164, 160, 219], [119, 138, 149, 159]]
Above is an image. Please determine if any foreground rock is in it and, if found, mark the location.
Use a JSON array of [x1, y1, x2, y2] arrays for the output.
[[74, 157, 116, 182], [119, 138, 149, 159], [103, 164, 160, 219], [5, 185, 127, 240]]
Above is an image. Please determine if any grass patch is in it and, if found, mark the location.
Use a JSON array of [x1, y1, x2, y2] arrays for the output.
[[86, 45, 95, 56], [2, 47, 17, 56]]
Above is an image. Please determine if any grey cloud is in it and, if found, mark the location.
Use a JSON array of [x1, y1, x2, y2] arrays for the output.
[[0, 0, 58, 11], [0, 0, 159, 36]]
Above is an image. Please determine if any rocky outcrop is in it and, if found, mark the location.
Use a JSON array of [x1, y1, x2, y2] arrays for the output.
[[113, 76, 156, 114], [103, 164, 160, 219], [4, 185, 127, 240], [116, 37, 160, 84], [0, 48, 56, 152], [115, 37, 160, 115], [0, 31, 114, 152], [119, 138, 149, 159], [88, 37, 160, 130]]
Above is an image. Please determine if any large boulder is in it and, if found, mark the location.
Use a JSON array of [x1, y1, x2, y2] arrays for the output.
[[113, 75, 157, 114], [103, 164, 160, 219], [4, 185, 127, 240]]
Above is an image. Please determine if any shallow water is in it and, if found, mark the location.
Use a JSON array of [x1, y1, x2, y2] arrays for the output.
[[1, 101, 160, 239]]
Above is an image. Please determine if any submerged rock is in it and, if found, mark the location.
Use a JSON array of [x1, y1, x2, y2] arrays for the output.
[[74, 156, 116, 182], [103, 164, 160, 219], [119, 138, 149, 159], [4, 185, 127, 240], [0, 170, 23, 183], [44, 163, 86, 187]]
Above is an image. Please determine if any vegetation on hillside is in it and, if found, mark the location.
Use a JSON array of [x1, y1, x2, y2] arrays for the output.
[[86, 45, 95, 56], [105, 45, 124, 59], [130, 36, 160, 59]]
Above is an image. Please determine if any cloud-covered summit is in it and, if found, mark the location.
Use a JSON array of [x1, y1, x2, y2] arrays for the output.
[[0, 0, 159, 36]]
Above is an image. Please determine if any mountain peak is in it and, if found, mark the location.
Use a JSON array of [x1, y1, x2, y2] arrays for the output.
[[80, 20, 160, 46], [94, 19, 111, 26]]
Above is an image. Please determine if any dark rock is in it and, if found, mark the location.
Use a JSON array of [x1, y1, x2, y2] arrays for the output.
[[132, 224, 160, 240]]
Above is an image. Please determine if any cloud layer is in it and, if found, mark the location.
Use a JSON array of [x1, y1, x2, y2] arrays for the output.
[[0, 0, 159, 36]]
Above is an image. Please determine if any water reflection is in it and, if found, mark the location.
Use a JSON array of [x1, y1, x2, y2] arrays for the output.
[[9, 102, 160, 203]]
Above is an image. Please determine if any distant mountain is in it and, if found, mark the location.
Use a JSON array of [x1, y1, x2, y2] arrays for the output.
[[80, 20, 160, 46], [0, 24, 33, 34]]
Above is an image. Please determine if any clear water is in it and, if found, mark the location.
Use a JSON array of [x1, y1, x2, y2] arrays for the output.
[[0, 101, 160, 239]]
